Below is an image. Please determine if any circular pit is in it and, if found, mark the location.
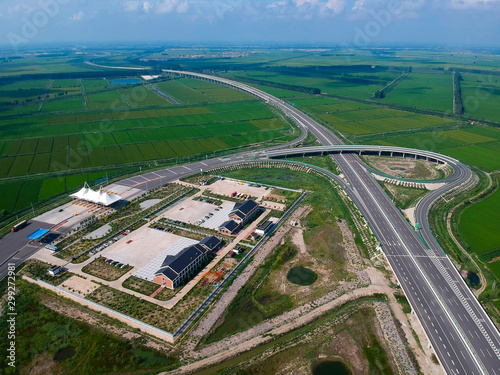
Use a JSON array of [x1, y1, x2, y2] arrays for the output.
[[287, 266, 317, 286]]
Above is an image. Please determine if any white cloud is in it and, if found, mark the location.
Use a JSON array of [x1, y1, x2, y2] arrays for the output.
[[156, 0, 190, 14], [156, 0, 178, 14], [449, 0, 500, 8], [267, 0, 288, 8], [351, 0, 367, 12], [124, 1, 140, 12], [324, 0, 345, 13], [294, 0, 319, 6], [6, 3, 36, 17], [143, 1, 153, 13], [69, 11, 85, 22], [394, 0, 426, 18], [176, 1, 189, 13]]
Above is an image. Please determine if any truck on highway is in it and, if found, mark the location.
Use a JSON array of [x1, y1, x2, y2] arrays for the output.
[[11, 220, 27, 232]]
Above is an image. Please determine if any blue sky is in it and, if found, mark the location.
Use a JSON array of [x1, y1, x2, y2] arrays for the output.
[[1, 0, 499, 48]]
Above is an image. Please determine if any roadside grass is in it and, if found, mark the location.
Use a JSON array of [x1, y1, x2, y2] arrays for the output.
[[379, 182, 429, 210], [459, 176, 500, 259]]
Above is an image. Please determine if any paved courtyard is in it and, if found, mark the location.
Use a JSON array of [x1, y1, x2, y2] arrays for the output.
[[133, 237, 198, 282], [99, 227, 187, 269]]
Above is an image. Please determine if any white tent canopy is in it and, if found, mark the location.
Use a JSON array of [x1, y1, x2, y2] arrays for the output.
[[70, 182, 122, 206]]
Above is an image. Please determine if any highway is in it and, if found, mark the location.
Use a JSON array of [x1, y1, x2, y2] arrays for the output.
[[1, 70, 499, 374], [162, 69, 500, 374]]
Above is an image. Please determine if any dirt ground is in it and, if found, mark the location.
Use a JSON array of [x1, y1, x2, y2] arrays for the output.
[[26, 353, 62, 375], [60, 275, 99, 296], [364, 155, 452, 180]]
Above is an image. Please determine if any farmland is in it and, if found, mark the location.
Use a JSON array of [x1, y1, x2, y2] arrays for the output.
[[459, 176, 500, 260], [487, 261, 500, 284], [381, 73, 453, 112], [0, 75, 291, 214], [289, 95, 457, 136], [226, 69, 400, 99], [0, 170, 124, 214], [461, 73, 500, 122]]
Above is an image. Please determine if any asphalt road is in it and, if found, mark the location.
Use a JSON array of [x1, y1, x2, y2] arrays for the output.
[[162, 69, 500, 374], [1, 70, 498, 374]]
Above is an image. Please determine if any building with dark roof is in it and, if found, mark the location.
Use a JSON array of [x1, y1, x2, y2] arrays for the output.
[[218, 220, 240, 235], [255, 220, 274, 236], [199, 236, 223, 252], [153, 237, 221, 289], [229, 200, 259, 225]]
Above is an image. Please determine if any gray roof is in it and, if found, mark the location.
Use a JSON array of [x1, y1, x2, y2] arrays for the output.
[[200, 236, 222, 250], [155, 245, 205, 279], [231, 200, 258, 217], [155, 266, 178, 281], [257, 221, 274, 231], [219, 220, 239, 232]]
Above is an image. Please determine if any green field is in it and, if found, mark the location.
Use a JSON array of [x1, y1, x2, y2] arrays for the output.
[[290, 96, 456, 136], [228, 70, 398, 99], [372, 127, 500, 171], [461, 73, 500, 122], [459, 177, 500, 260], [0, 77, 292, 214], [41, 96, 84, 112], [0, 99, 290, 180], [0, 170, 126, 214], [487, 260, 500, 283], [382, 73, 453, 112]]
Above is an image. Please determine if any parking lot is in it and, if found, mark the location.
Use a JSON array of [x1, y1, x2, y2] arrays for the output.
[[205, 179, 272, 201], [160, 198, 229, 226]]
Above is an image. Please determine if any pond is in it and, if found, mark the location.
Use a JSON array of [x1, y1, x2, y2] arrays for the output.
[[313, 360, 351, 375], [287, 266, 317, 286], [53, 346, 76, 362], [467, 272, 480, 287], [109, 78, 141, 85]]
